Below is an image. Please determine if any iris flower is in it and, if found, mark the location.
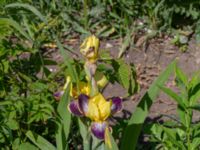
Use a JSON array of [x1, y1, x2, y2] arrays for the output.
[[54, 81, 90, 100], [70, 82, 90, 99], [55, 35, 122, 141], [68, 93, 122, 139], [54, 76, 107, 101], [80, 35, 99, 63]]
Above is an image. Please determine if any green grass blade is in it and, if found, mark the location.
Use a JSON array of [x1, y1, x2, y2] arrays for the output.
[[26, 130, 56, 150], [5, 3, 47, 23], [120, 61, 176, 150], [0, 18, 31, 40]]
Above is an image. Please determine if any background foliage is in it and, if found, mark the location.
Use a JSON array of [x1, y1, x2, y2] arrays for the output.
[[0, 0, 200, 149]]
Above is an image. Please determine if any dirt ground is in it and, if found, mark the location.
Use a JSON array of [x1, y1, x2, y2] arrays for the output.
[[48, 35, 200, 122], [103, 35, 200, 122]]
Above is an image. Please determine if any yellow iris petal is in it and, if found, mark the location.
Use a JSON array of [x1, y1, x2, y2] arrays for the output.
[[80, 35, 99, 63], [99, 100, 112, 121], [86, 93, 112, 121], [80, 82, 90, 95], [70, 82, 90, 98], [87, 100, 100, 121]]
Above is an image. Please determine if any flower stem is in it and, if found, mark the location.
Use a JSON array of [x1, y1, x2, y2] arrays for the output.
[[84, 61, 98, 96]]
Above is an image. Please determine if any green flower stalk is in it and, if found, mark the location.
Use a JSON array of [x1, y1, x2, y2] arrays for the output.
[[65, 35, 123, 141]]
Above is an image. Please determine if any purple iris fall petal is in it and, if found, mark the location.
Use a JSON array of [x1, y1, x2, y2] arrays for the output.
[[53, 91, 64, 101], [78, 94, 89, 114], [91, 122, 107, 140], [111, 97, 123, 114], [68, 100, 83, 116]]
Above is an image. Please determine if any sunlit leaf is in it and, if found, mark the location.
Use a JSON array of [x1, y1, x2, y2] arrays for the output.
[[159, 86, 186, 108], [78, 118, 91, 150], [120, 61, 176, 150], [105, 128, 119, 150], [56, 84, 71, 147], [18, 142, 38, 150], [26, 131, 56, 150]]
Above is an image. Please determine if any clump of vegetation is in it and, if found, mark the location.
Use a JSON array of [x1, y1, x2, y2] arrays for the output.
[[0, 1, 200, 150]]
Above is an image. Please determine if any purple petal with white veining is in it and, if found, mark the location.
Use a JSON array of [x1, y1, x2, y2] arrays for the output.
[[53, 91, 64, 101], [111, 97, 123, 114], [68, 100, 83, 116], [78, 94, 89, 114], [91, 122, 107, 140]]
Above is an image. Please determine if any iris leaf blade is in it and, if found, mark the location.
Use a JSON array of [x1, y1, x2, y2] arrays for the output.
[[120, 60, 176, 150], [57, 84, 71, 142], [105, 128, 119, 150], [26, 130, 56, 150]]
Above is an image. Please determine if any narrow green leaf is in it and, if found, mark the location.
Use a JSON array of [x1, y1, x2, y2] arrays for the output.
[[190, 90, 200, 105], [120, 61, 176, 150], [26, 130, 56, 150], [55, 120, 66, 150], [78, 119, 91, 150], [92, 137, 104, 150], [129, 64, 137, 95], [177, 105, 189, 127], [55, 35, 79, 83], [188, 71, 200, 89], [105, 129, 119, 150], [57, 85, 71, 141], [188, 105, 200, 111], [96, 26, 115, 37], [175, 66, 188, 85], [0, 18, 31, 40], [22, 15, 34, 40], [191, 137, 200, 150], [175, 66, 188, 89], [159, 86, 186, 108], [154, 0, 165, 18], [189, 72, 200, 104], [19, 142, 38, 150], [72, 21, 89, 34], [5, 3, 47, 23], [18, 72, 32, 82]]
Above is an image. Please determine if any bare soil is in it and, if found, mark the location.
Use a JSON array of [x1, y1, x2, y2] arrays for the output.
[[103, 35, 200, 122]]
